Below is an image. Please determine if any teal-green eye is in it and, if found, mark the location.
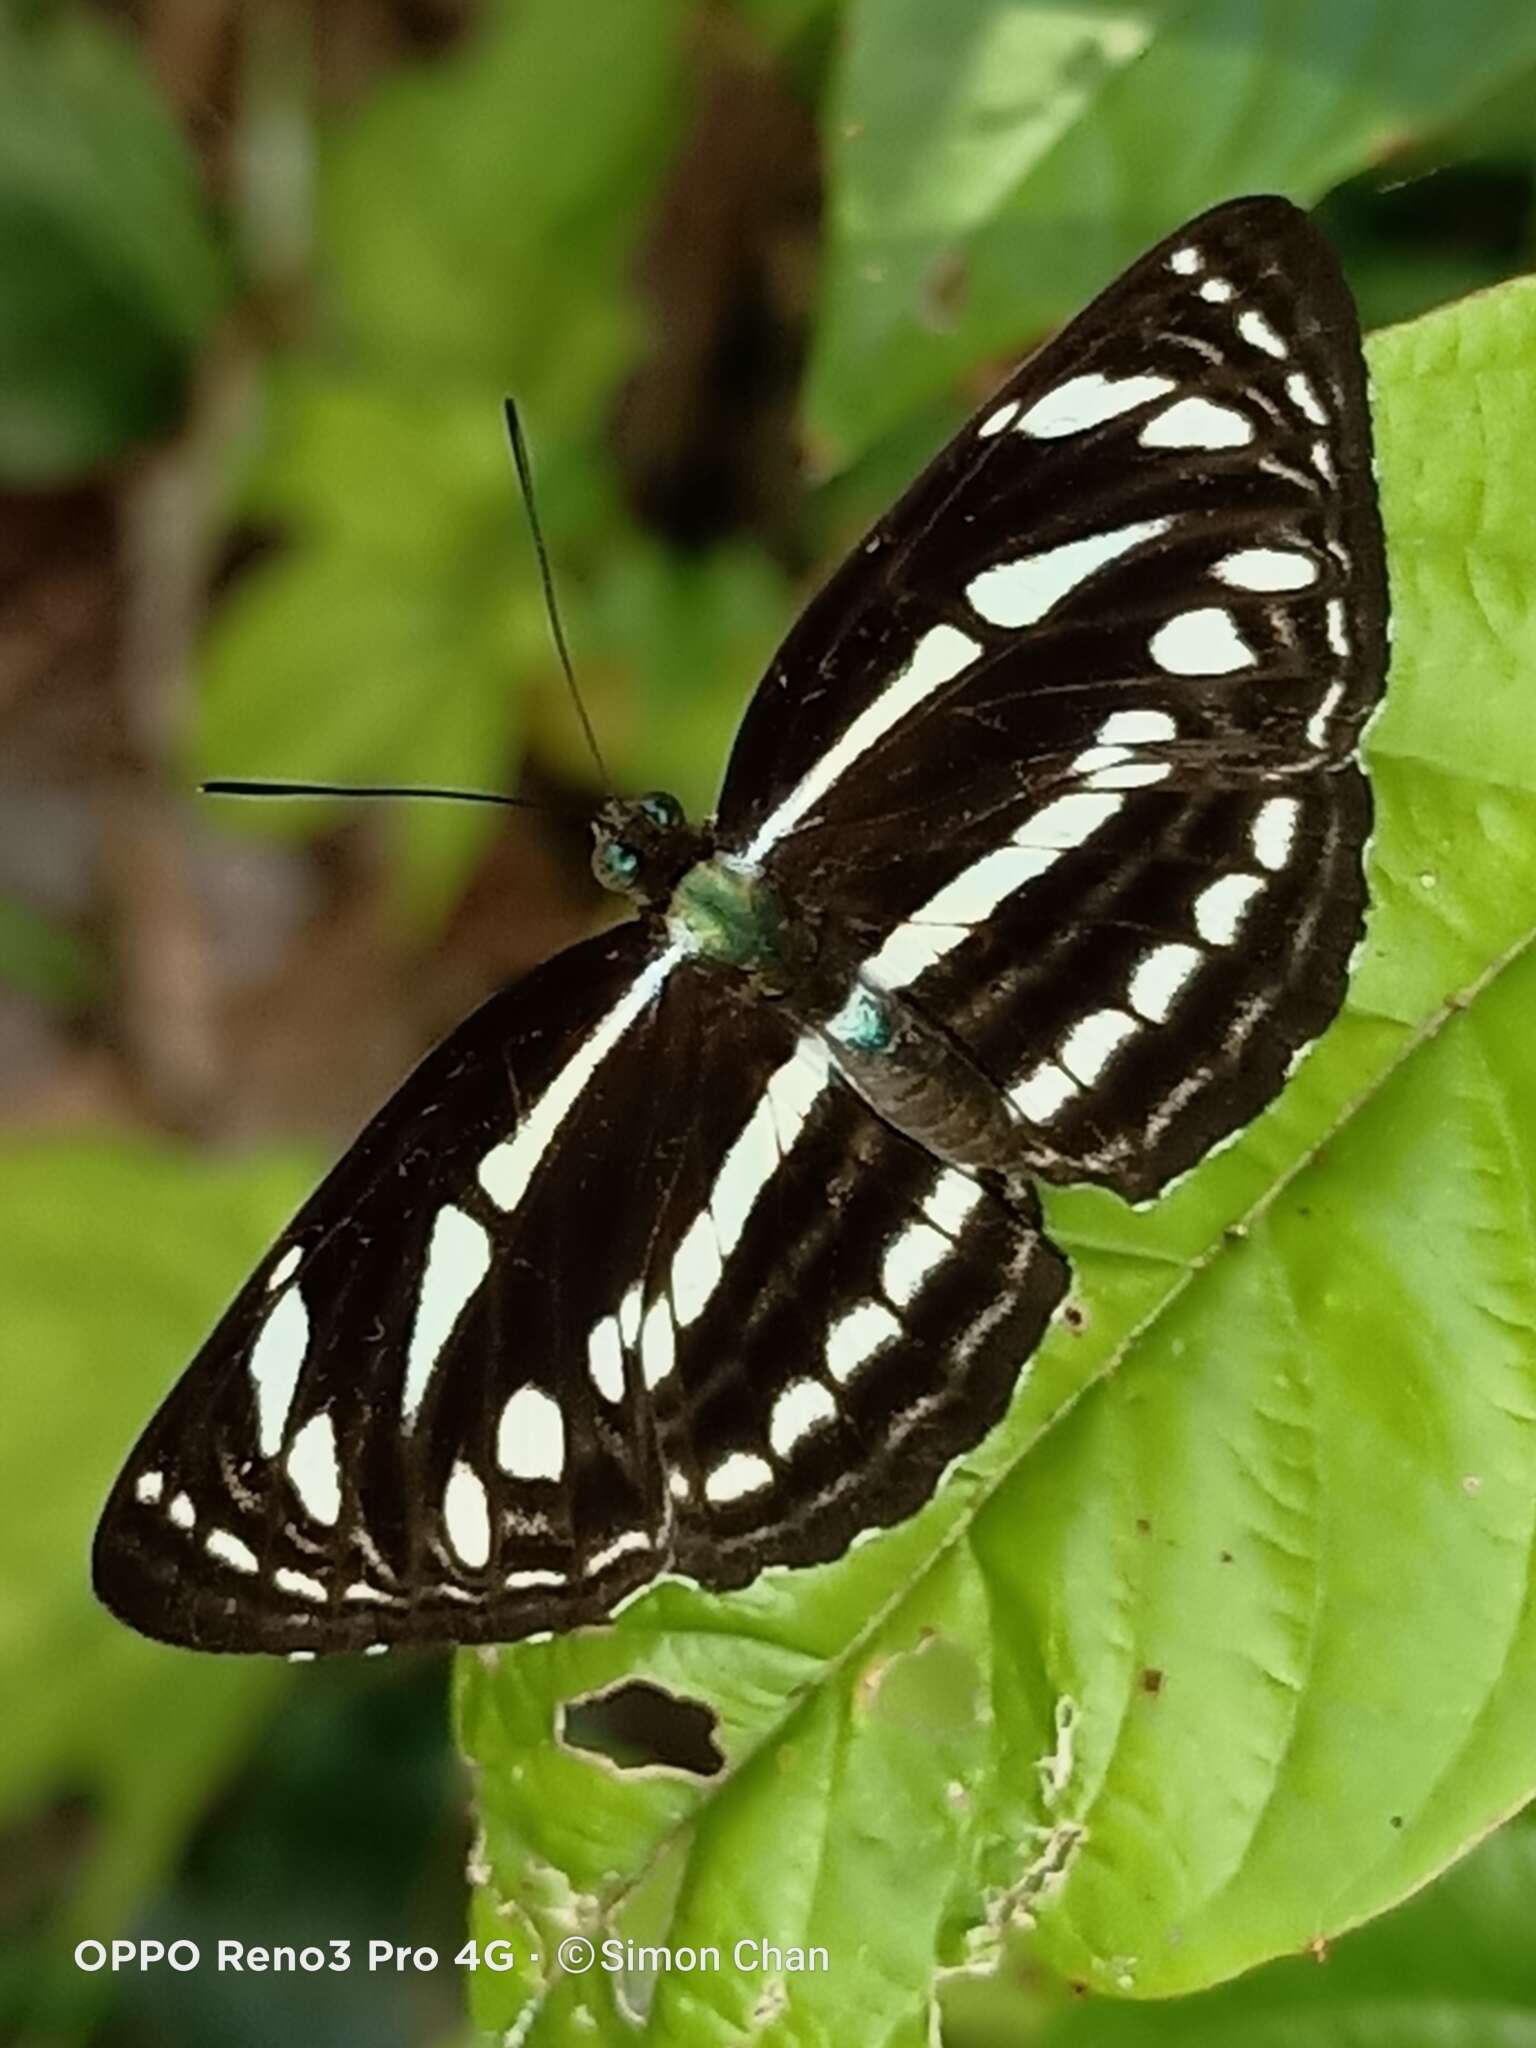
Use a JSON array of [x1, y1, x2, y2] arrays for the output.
[[606, 843, 639, 880], [639, 792, 682, 829]]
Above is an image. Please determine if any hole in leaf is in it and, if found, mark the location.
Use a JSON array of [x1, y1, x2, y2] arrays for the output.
[[560, 1680, 724, 1778]]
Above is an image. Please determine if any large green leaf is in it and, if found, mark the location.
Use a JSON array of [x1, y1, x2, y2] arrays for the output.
[[0, 1143, 310, 1981], [810, 0, 1536, 460], [458, 274, 1536, 2040], [1023, 1808, 1536, 2047], [0, 9, 226, 480]]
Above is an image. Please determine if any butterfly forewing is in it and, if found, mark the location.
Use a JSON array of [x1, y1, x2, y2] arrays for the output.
[[719, 196, 1386, 1200]]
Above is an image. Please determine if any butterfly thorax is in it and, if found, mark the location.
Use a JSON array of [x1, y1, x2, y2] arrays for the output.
[[669, 852, 1042, 1183], [667, 853, 812, 991]]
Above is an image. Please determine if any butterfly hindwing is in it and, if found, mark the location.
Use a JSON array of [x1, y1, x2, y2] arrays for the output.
[[93, 929, 1066, 1652]]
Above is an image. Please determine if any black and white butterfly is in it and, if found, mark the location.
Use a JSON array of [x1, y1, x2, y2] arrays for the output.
[[94, 196, 1388, 1655]]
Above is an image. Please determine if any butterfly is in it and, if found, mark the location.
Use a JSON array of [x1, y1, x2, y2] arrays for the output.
[[93, 195, 1388, 1655]]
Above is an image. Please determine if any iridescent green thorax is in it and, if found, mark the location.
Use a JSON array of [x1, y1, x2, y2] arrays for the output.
[[668, 855, 798, 981]]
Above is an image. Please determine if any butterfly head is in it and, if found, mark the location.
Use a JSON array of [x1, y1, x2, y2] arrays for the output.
[[591, 791, 707, 907]]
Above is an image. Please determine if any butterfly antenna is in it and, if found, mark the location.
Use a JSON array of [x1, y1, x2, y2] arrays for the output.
[[503, 397, 610, 793], [201, 778, 550, 811]]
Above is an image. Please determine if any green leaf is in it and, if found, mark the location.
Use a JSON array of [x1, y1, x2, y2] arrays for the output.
[[1025, 1808, 1536, 2047], [0, 10, 227, 480], [0, 1141, 313, 1951], [459, 275, 1536, 2039], [810, 0, 1536, 461], [321, 0, 689, 398]]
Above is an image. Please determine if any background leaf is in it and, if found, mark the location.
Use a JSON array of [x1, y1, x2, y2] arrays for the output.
[[0, 10, 227, 480], [1023, 1808, 1536, 2047], [0, 1143, 311, 2021], [810, 0, 1536, 459]]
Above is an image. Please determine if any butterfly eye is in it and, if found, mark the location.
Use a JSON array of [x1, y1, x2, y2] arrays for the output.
[[639, 793, 682, 830], [605, 842, 640, 881]]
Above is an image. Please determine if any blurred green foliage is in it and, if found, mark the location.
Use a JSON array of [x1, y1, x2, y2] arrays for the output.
[[2, 1, 1535, 2045], [0, 9, 227, 478]]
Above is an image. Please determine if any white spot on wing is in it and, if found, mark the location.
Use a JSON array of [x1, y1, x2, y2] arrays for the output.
[[268, 1245, 302, 1291], [1014, 791, 1122, 850], [275, 1566, 328, 1602], [444, 1462, 492, 1568], [1088, 761, 1167, 791], [587, 1316, 625, 1403], [249, 1285, 309, 1458], [966, 518, 1170, 628], [286, 1411, 342, 1525], [618, 1283, 643, 1348], [1017, 373, 1175, 439], [1128, 942, 1203, 1022], [1150, 607, 1254, 676], [1252, 796, 1299, 871], [1099, 710, 1175, 745], [1238, 308, 1287, 357], [1070, 738, 1169, 792], [1326, 599, 1348, 656], [770, 1379, 838, 1456], [826, 1300, 901, 1384], [978, 398, 1020, 437], [912, 845, 1058, 927], [1059, 1008, 1139, 1085], [706, 1452, 774, 1503], [1307, 679, 1345, 748], [1069, 745, 1130, 776], [478, 946, 681, 1212], [1215, 547, 1316, 592], [867, 923, 957, 987], [135, 1470, 164, 1506], [497, 1385, 565, 1480], [710, 1102, 781, 1252], [1287, 370, 1327, 423], [870, 848, 1058, 991], [1200, 276, 1234, 303], [922, 1169, 982, 1239], [586, 1529, 651, 1575], [206, 1527, 258, 1573], [1169, 244, 1202, 274], [640, 1296, 675, 1391], [402, 1206, 491, 1425], [1140, 397, 1252, 449], [767, 1036, 829, 1155], [1194, 873, 1264, 945], [670, 1211, 724, 1327], [747, 627, 980, 858], [881, 1219, 949, 1308], [1011, 1061, 1080, 1122], [168, 1491, 195, 1530], [506, 1568, 566, 1590]]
